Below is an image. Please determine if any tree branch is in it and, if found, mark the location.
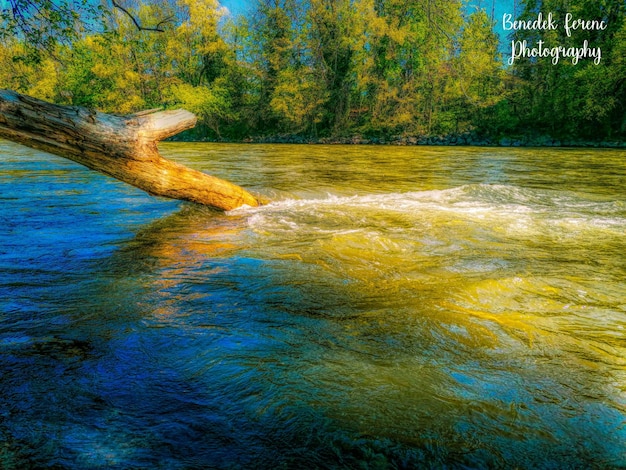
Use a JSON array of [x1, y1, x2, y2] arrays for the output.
[[110, 0, 168, 33]]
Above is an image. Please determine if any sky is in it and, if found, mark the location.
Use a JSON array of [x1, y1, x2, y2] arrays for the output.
[[0, 0, 516, 18], [221, 0, 517, 20], [0, 0, 516, 29], [220, 0, 250, 16], [219, 0, 517, 51]]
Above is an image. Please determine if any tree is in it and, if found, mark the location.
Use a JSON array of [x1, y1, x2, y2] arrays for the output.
[[308, 0, 360, 134], [0, 2, 261, 209], [1, 1, 98, 56], [0, 37, 60, 100], [0, 1, 175, 62], [3, 0, 622, 142], [510, 0, 626, 139], [447, 9, 506, 135], [351, 0, 464, 136]]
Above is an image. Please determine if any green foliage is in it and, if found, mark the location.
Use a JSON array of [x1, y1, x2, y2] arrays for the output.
[[0, 38, 59, 100], [0, 0, 623, 141], [167, 81, 235, 137], [0, 0, 105, 62], [509, 0, 626, 139], [307, 0, 360, 133], [269, 67, 326, 133]]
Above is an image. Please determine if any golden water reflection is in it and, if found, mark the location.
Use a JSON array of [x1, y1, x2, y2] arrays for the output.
[[3, 139, 625, 466]]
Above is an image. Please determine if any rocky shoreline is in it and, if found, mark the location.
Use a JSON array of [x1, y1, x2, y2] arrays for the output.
[[241, 133, 626, 148], [172, 131, 626, 148]]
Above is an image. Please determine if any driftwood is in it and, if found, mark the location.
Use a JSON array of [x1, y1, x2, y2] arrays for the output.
[[0, 90, 259, 210]]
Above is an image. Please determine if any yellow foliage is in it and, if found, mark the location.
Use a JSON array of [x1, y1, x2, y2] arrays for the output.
[[174, 0, 228, 56], [166, 82, 231, 123], [27, 59, 59, 101], [91, 63, 109, 78], [387, 25, 407, 44], [108, 92, 144, 114], [124, 70, 141, 83], [0, 41, 59, 101], [270, 68, 325, 131]]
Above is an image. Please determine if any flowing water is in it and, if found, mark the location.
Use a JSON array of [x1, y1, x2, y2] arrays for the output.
[[1, 141, 625, 468]]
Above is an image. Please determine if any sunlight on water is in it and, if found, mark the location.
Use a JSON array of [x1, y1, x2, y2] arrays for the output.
[[1, 141, 625, 468]]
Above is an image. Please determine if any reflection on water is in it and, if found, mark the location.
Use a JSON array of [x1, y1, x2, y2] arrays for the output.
[[1, 141, 625, 468]]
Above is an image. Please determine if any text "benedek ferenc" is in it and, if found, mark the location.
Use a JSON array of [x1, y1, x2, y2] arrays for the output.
[[503, 12, 607, 66]]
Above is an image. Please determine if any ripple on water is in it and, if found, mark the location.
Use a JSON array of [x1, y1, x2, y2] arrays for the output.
[[1, 142, 625, 468]]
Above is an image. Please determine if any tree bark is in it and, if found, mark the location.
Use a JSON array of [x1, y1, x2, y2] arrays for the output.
[[0, 90, 259, 210]]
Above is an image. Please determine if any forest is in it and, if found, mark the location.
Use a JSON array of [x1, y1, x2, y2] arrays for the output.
[[1, 0, 625, 143]]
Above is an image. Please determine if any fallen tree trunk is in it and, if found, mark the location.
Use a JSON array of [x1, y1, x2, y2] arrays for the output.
[[0, 89, 259, 210]]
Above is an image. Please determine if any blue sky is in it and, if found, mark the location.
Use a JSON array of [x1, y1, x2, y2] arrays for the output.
[[0, 0, 515, 18], [220, 0, 250, 16], [220, 0, 517, 50], [0, 0, 516, 29], [221, 0, 517, 18]]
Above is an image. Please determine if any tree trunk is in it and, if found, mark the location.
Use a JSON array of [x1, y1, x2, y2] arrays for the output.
[[0, 90, 259, 211]]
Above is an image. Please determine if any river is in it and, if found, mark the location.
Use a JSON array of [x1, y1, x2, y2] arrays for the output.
[[1, 141, 625, 468]]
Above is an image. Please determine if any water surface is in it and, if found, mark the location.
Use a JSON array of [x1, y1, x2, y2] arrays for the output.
[[1, 141, 625, 468]]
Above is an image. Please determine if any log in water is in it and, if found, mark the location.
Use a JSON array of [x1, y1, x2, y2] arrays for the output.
[[1, 142, 624, 468], [0, 90, 259, 210]]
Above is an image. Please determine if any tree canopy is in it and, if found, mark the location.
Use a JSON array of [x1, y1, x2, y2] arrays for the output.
[[1, 0, 624, 142]]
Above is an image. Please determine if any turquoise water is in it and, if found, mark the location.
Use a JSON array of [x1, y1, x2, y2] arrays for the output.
[[1, 141, 625, 468]]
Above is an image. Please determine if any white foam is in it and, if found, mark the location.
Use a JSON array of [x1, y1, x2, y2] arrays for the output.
[[233, 184, 625, 240]]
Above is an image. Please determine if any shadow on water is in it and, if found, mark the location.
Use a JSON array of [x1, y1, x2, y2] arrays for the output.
[[0, 207, 451, 468], [0, 202, 413, 468], [2, 141, 626, 468]]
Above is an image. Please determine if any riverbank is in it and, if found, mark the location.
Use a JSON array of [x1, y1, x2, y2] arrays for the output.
[[170, 131, 626, 148]]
